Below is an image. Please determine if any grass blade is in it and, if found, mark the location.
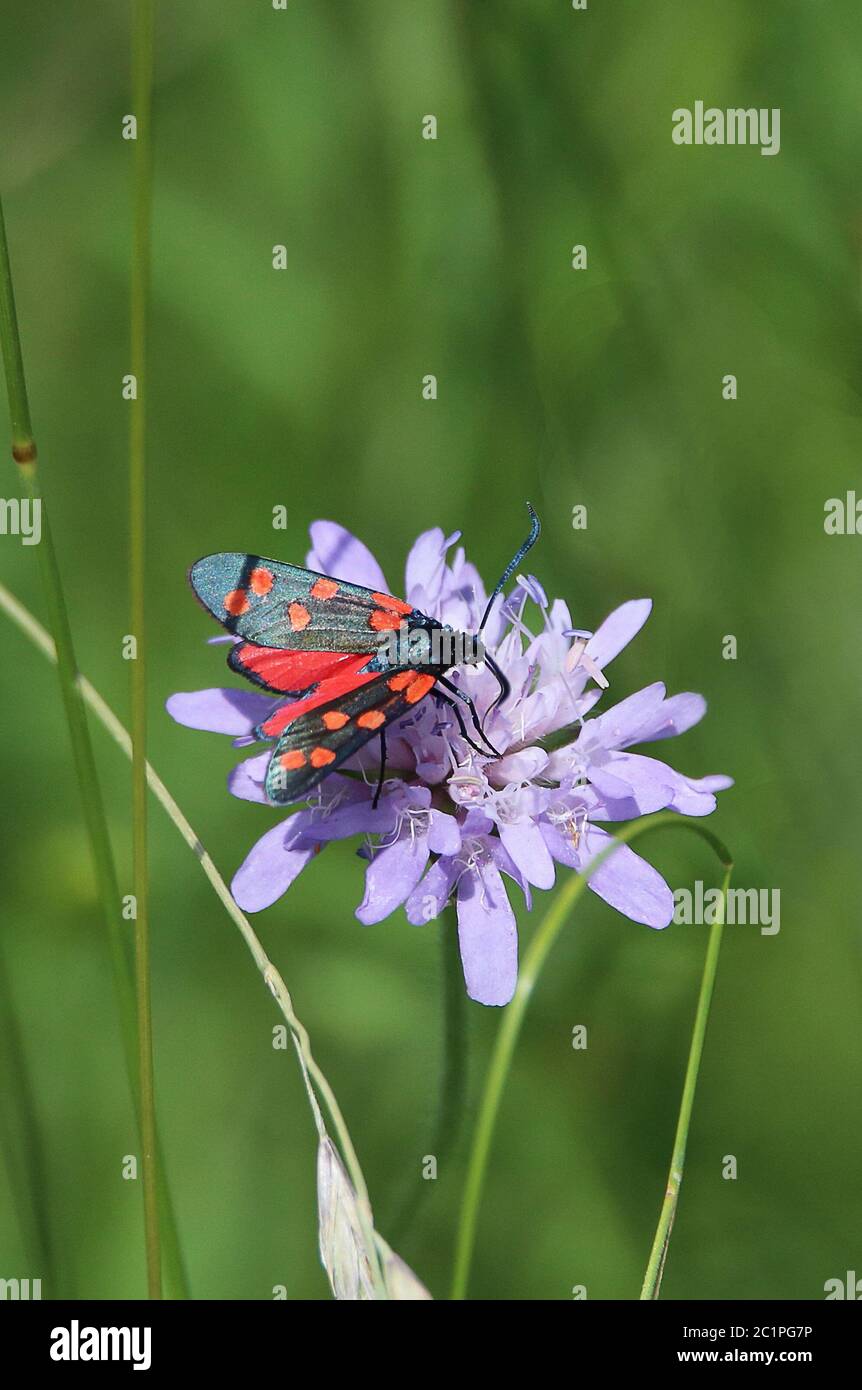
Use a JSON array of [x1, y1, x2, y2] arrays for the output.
[[640, 864, 732, 1298], [0, 193, 187, 1297], [128, 0, 160, 1300]]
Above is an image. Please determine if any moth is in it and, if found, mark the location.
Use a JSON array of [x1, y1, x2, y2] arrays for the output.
[[189, 507, 539, 805]]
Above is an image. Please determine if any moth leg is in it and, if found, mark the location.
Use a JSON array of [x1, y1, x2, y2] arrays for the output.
[[481, 653, 511, 735], [435, 675, 503, 758], [434, 684, 498, 758], [372, 728, 387, 810]]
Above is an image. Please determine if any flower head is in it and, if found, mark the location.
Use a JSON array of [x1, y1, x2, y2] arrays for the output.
[[167, 521, 732, 1006]]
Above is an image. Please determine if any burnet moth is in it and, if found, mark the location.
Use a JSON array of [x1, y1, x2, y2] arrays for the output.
[[188, 505, 540, 806]]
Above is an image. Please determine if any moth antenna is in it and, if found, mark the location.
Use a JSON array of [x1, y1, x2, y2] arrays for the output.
[[477, 502, 541, 636], [475, 504, 539, 738]]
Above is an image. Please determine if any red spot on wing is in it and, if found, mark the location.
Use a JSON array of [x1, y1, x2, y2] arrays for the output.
[[370, 609, 404, 632], [288, 602, 312, 631], [371, 592, 412, 615], [357, 709, 386, 730], [310, 577, 339, 600], [387, 671, 416, 691], [386, 672, 435, 702], [310, 746, 336, 768], [224, 589, 250, 616], [279, 750, 306, 770], [249, 567, 274, 595], [322, 710, 349, 730], [405, 673, 436, 703]]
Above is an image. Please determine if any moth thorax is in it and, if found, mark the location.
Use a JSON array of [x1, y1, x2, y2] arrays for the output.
[[407, 627, 433, 664], [384, 623, 484, 668], [438, 629, 483, 666]]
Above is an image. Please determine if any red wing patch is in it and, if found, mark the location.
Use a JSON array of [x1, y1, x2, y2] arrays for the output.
[[255, 655, 380, 739], [227, 644, 372, 696]]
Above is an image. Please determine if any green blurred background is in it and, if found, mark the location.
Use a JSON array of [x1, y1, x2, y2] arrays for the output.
[[1, 0, 860, 1300]]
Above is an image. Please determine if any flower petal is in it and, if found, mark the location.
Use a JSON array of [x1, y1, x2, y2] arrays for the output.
[[231, 814, 319, 913], [588, 764, 641, 803], [666, 782, 718, 817], [491, 747, 549, 784], [428, 809, 460, 855], [443, 553, 488, 632], [405, 857, 461, 924], [597, 751, 680, 816], [306, 521, 388, 591], [356, 830, 431, 925], [456, 862, 518, 1006], [685, 773, 734, 792], [309, 795, 396, 842], [459, 807, 496, 837], [166, 688, 275, 735], [539, 817, 580, 869], [498, 819, 556, 890], [488, 836, 533, 911], [405, 528, 456, 607], [582, 827, 673, 929], [635, 691, 707, 743], [587, 683, 666, 748], [228, 750, 271, 803], [585, 598, 652, 670], [517, 673, 597, 742]]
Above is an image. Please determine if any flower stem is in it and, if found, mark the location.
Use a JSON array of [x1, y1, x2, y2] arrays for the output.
[[129, 0, 160, 1299], [437, 904, 469, 1163], [387, 904, 467, 1245], [449, 853, 592, 1300], [639, 863, 732, 1299], [0, 196, 187, 1297], [450, 814, 732, 1300], [0, 938, 59, 1289]]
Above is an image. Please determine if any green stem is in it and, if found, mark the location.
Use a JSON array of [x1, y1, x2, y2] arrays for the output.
[[129, 0, 160, 1299], [436, 905, 469, 1166], [450, 814, 732, 1300], [0, 939, 58, 1289], [0, 195, 187, 1297], [639, 864, 732, 1299], [0, 581, 388, 1300], [387, 904, 467, 1244]]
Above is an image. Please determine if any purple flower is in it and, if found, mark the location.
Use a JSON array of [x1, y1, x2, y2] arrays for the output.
[[167, 522, 732, 1006]]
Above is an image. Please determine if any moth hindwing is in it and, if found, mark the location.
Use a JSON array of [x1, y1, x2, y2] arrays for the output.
[[264, 667, 444, 803]]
